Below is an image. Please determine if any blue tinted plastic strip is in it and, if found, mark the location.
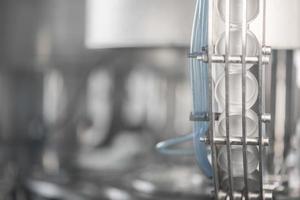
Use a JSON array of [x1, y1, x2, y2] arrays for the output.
[[190, 0, 212, 178], [155, 0, 212, 178]]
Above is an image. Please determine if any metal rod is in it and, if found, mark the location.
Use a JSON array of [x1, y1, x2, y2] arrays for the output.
[[197, 54, 270, 64], [258, 0, 267, 198], [207, 0, 219, 198], [225, 0, 234, 198], [199, 136, 270, 146], [242, 0, 249, 198], [218, 190, 273, 200], [189, 46, 271, 58], [189, 114, 271, 135]]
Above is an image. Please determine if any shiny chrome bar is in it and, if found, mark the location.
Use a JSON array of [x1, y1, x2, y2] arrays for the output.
[[218, 190, 273, 200], [224, 0, 234, 199], [197, 0, 272, 199], [199, 136, 270, 146], [208, 0, 220, 198], [196, 54, 270, 64], [188, 112, 272, 124], [242, 0, 249, 199], [258, 0, 267, 198]]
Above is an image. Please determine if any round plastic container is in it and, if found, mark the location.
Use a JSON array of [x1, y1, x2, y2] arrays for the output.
[[217, 0, 259, 25], [218, 146, 259, 176], [215, 71, 258, 112], [217, 109, 258, 137], [221, 170, 260, 192], [215, 29, 259, 72]]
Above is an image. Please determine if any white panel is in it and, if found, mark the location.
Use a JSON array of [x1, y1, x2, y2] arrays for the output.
[[85, 0, 195, 48], [86, 0, 300, 49], [265, 0, 300, 49]]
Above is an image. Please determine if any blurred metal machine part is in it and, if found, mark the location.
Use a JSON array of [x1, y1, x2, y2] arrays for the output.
[[0, 0, 299, 200], [189, 0, 272, 199], [85, 0, 195, 48], [85, 0, 300, 49]]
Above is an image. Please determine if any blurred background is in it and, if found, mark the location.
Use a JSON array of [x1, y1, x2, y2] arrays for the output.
[[0, 0, 299, 199]]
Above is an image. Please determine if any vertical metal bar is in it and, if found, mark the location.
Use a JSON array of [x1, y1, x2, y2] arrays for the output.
[[258, 0, 267, 198], [241, 0, 249, 199], [208, 0, 219, 198], [284, 51, 295, 159], [269, 50, 278, 175], [225, 0, 234, 199]]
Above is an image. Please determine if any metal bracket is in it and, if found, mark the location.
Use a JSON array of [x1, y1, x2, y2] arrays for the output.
[[200, 136, 270, 146], [189, 46, 272, 65], [190, 112, 220, 121], [261, 113, 271, 123]]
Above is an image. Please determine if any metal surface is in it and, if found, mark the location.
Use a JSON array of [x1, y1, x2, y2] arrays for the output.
[[85, 0, 195, 48], [196, 54, 270, 64], [242, 0, 249, 198], [3, 0, 300, 199], [263, 0, 300, 49], [84, 0, 300, 49], [224, 0, 234, 198], [200, 136, 269, 146], [258, 0, 267, 198], [201, 0, 273, 199], [1, 0, 298, 199], [208, 0, 220, 198]]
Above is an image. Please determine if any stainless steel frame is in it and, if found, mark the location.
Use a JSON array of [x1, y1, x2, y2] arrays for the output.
[[193, 0, 273, 199]]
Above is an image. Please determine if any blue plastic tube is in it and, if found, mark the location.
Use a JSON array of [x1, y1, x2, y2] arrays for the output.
[[156, 133, 194, 156], [190, 0, 212, 178], [156, 0, 212, 178]]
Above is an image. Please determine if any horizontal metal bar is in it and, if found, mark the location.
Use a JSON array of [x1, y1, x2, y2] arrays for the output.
[[199, 136, 269, 146], [188, 46, 271, 59], [197, 54, 270, 64], [218, 190, 273, 200]]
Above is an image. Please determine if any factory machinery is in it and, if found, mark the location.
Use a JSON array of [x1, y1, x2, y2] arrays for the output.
[[158, 0, 274, 199], [2, 0, 299, 199]]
